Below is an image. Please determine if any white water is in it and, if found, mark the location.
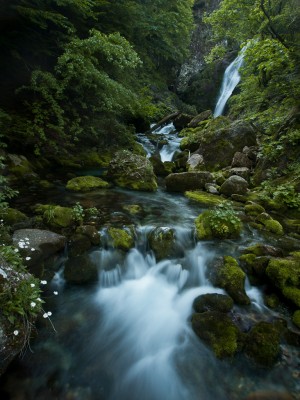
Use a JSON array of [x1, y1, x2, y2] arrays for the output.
[[214, 48, 246, 117], [94, 241, 224, 400]]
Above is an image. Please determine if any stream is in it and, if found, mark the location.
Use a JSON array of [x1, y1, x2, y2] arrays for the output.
[[0, 126, 299, 400]]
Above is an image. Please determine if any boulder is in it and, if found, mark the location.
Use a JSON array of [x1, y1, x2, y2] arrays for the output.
[[231, 151, 253, 169], [187, 110, 212, 128], [107, 227, 135, 252], [185, 191, 224, 207], [208, 256, 250, 305], [0, 208, 28, 226], [107, 150, 157, 191], [173, 113, 194, 130], [148, 227, 177, 261], [64, 255, 98, 284], [68, 234, 92, 257], [227, 167, 251, 181], [42, 206, 74, 229], [12, 229, 66, 278], [186, 154, 205, 171], [244, 321, 282, 366], [255, 213, 284, 235], [165, 172, 213, 192], [75, 225, 101, 246], [191, 311, 242, 358], [220, 175, 249, 196], [66, 176, 110, 192], [193, 293, 234, 313], [6, 154, 39, 182]]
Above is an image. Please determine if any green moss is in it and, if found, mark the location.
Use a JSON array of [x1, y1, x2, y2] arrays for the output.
[[107, 227, 134, 251], [292, 310, 300, 328], [66, 176, 110, 192], [282, 287, 300, 307], [245, 322, 281, 367], [244, 203, 265, 216], [43, 206, 74, 228], [123, 204, 142, 215], [185, 190, 224, 207], [79, 150, 112, 167], [0, 208, 28, 225], [148, 227, 176, 261], [192, 311, 241, 358], [263, 219, 284, 235], [264, 293, 280, 309], [193, 293, 234, 313], [239, 253, 256, 274]]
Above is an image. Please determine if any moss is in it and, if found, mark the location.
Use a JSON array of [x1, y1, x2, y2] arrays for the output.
[[193, 293, 234, 313], [43, 206, 74, 228], [264, 293, 280, 309], [66, 176, 110, 192], [148, 227, 176, 261], [292, 310, 300, 328], [245, 322, 281, 367], [123, 204, 142, 215], [0, 208, 28, 226], [239, 253, 256, 274], [244, 203, 265, 216], [185, 190, 224, 207], [191, 311, 241, 358], [263, 219, 284, 235], [107, 227, 134, 251], [38, 180, 54, 189], [282, 287, 300, 308], [194, 205, 242, 240], [79, 150, 112, 167]]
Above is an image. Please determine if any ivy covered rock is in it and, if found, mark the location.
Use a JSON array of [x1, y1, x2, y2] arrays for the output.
[[165, 171, 213, 192], [266, 257, 300, 307], [191, 311, 242, 358], [0, 208, 28, 226], [193, 293, 234, 313], [148, 226, 177, 261], [107, 150, 157, 191], [195, 202, 242, 240], [244, 321, 282, 367], [107, 227, 135, 251], [208, 256, 250, 305], [66, 176, 110, 192]]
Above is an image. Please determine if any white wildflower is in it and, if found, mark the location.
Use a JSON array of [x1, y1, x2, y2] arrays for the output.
[[31, 248, 35, 251], [14, 248, 19, 253], [13, 330, 19, 336], [25, 256, 31, 261], [43, 313, 48, 318], [47, 311, 52, 316], [30, 283, 35, 288], [30, 302, 36, 308], [40, 280, 47, 285], [53, 291, 58, 295]]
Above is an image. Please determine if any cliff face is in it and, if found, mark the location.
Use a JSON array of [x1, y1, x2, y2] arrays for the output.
[[177, 0, 230, 113]]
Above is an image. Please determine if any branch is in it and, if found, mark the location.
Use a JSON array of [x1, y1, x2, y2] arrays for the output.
[[260, 0, 289, 49]]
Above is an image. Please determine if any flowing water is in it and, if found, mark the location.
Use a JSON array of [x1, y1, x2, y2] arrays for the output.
[[214, 48, 246, 118], [1, 128, 299, 400]]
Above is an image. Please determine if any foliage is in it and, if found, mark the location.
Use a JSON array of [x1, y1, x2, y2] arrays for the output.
[[259, 182, 300, 209], [207, 202, 242, 236]]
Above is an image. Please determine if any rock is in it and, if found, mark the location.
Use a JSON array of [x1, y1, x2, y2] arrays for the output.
[[149, 155, 175, 176], [292, 310, 300, 329], [12, 229, 66, 277], [0, 208, 28, 226], [244, 391, 293, 400], [191, 311, 242, 358], [205, 183, 219, 195], [208, 256, 250, 305], [173, 113, 194, 130], [244, 202, 265, 217], [241, 243, 283, 258], [187, 154, 205, 171], [64, 255, 98, 284], [195, 204, 242, 240], [231, 152, 253, 169], [6, 154, 39, 182], [255, 213, 284, 235], [107, 227, 135, 251], [68, 234, 92, 257], [165, 172, 213, 192], [220, 175, 249, 197], [187, 110, 212, 128], [107, 150, 157, 191], [244, 321, 282, 367], [242, 145, 258, 161], [266, 257, 300, 307], [148, 227, 177, 261], [66, 176, 110, 192], [42, 205, 74, 229], [76, 225, 101, 246], [122, 204, 143, 215], [193, 293, 234, 313], [227, 167, 251, 181], [185, 191, 224, 207]]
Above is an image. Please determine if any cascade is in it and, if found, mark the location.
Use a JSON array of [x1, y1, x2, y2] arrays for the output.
[[214, 48, 246, 117]]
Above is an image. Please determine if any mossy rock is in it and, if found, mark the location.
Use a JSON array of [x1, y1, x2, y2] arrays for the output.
[[292, 310, 300, 329], [266, 257, 300, 307], [68, 234, 92, 257], [79, 150, 112, 167], [283, 219, 300, 235], [244, 202, 265, 217], [122, 204, 142, 215], [241, 243, 283, 257], [76, 225, 101, 246], [107, 150, 157, 192], [195, 208, 242, 240], [64, 255, 98, 284], [107, 227, 134, 251], [245, 321, 281, 367], [264, 293, 280, 309], [239, 254, 270, 279], [6, 154, 39, 182], [43, 206, 74, 229], [0, 208, 28, 226], [191, 311, 242, 358], [209, 256, 250, 305], [185, 190, 224, 207], [193, 293, 234, 313], [255, 213, 284, 235], [165, 172, 213, 192], [66, 176, 110, 192], [148, 226, 177, 261]]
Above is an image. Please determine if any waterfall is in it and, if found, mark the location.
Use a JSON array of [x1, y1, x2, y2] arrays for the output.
[[214, 48, 246, 117]]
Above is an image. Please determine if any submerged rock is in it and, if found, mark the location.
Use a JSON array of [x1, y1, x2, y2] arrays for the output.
[[64, 255, 98, 284], [107, 227, 135, 252], [148, 226, 177, 261], [193, 293, 234, 313]]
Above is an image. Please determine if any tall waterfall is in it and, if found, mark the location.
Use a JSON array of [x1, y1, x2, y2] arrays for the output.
[[214, 48, 246, 117]]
